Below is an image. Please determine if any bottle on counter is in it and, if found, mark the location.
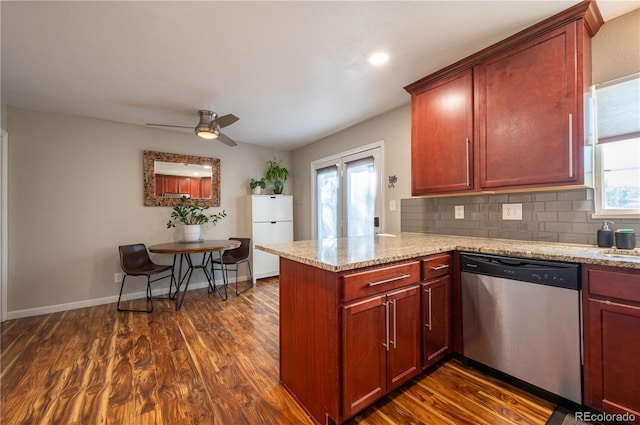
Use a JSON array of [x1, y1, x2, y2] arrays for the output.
[[597, 220, 614, 248]]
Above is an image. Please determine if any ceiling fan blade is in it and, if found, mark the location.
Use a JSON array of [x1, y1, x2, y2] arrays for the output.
[[215, 114, 239, 129], [217, 133, 238, 147], [145, 123, 194, 129]]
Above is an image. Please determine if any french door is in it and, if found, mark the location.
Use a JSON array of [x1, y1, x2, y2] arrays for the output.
[[314, 146, 382, 240]]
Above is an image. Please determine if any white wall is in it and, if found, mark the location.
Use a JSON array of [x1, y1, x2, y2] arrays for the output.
[[592, 8, 640, 85], [7, 106, 290, 316], [291, 8, 640, 242]]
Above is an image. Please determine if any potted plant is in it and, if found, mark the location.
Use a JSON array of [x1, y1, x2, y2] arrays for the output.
[[166, 196, 227, 242], [264, 157, 290, 194], [249, 177, 266, 195]]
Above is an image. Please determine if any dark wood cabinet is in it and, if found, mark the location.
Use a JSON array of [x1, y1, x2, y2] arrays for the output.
[[343, 294, 387, 418], [421, 253, 452, 368], [342, 285, 421, 419], [410, 70, 473, 195], [422, 275, 451, 368], [404, 1, 602, 195], [583, 265, 640, 422], [476, 23, 583, 189], [154, 174, 212, 199], [279, 258, 422, 425]]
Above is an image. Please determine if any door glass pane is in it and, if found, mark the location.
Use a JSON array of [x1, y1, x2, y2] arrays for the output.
[[317, 165, 339, 240], [346, 157, 375, 237]]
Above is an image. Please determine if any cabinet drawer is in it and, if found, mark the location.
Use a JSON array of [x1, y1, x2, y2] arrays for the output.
[[422, 253, 452, 280], [343, 262, 420, 302], [588, 268, 640, 304]]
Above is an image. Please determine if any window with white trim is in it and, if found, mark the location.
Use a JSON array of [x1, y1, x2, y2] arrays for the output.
[[594, 73, 640, 217]]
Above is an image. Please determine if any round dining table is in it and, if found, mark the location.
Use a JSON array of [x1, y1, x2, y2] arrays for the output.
[[148, 239, 240, 310]]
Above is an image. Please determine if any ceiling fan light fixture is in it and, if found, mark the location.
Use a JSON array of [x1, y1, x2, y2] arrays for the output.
[[194, 110, 220, 139], [195, 127, 219, 139]]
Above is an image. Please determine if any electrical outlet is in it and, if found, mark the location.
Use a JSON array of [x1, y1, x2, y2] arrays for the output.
[[389, 200, 396, 211], [502, 203, 523, 220], [455, 205, 464, 219], [114, 272, 123, 283]]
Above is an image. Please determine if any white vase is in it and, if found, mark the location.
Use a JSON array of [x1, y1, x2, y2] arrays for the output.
[[251, 187, 262, 195], [182, 224, 201, 242]]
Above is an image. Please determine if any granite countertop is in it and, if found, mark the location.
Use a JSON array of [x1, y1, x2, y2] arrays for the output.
[[256, 232, 640, 272]]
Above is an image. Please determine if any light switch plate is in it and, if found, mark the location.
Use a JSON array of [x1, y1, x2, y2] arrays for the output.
[[455, 205, 464, 219], [389, 200, 396, 211], [502, 203, 523, 220]]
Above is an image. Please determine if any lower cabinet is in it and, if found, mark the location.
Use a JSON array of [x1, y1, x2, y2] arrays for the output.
[[279, 255, 452, 425], [342, 285, 421, 419], [422, 275, 452, 368], [583, 265, 640, 422], [421, 253, 453, 368]]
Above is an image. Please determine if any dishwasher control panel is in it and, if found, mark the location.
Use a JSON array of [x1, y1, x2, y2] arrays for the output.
[[460, 252, 580, 290]]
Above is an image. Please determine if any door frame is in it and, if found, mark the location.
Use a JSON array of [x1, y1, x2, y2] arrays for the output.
[[310, 140, 385, 239], [1, 129, 7, 322]]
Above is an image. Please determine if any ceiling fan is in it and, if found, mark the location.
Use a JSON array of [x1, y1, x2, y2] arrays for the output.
[[146, 110, 239, 146]]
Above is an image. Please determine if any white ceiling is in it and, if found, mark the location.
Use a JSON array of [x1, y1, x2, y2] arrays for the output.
[[2, 1, 638, 151]]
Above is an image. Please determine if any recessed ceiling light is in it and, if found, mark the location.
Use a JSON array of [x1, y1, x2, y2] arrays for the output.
[[369, 52, 389, 66]]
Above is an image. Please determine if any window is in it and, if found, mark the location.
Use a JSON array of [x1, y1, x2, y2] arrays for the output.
[[311, 143, 383, 239], [594, 73, 640, 217]]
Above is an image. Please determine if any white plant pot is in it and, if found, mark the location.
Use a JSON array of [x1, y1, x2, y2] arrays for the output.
[[182, 224, 201, 242], [251, 187, 262, 195]]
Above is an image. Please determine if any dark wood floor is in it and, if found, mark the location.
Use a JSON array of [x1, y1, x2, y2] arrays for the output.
[[1, 278, 554, 425]]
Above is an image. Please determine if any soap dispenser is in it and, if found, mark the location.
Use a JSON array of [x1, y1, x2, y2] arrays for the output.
[[597, 221, 614, 248]]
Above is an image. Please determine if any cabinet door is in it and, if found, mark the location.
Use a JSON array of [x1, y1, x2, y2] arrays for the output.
[[342, 295, 387, 419], [423, 276, 452, 368], [252, 221, 293, 279], [252, 195, 293, 222], [164, 175, 179, 194], [387, 285, 422, 391], [476, 23, 580, 189], [585, 298, 640, 419], [411, 69, 473, 195], [190, 177, 201, 199], [178, 176, 191, 194]]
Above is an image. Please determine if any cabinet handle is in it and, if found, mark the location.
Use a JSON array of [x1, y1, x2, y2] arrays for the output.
[[568, 114, 573, 178], [383, 301, 390, 351], [425, 288, 432, 330], [465, 138, 470, 187], [430, 264, 449, 271], [367, 274, 411, 287], [390, 299, 397, 349]]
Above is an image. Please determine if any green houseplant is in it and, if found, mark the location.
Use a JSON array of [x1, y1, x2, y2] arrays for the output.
[[167, 196, 227, 241], [264, 157, 290, 194], [250, 177, 266, 194]]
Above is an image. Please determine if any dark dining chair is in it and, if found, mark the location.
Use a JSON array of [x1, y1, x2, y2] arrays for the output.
[[117, 243, 175, 313], [210, 237, 253, 296]]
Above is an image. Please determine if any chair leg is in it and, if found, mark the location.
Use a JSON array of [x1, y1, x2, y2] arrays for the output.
[[117, 274, 153, 313], [235, 260, 253, 296]]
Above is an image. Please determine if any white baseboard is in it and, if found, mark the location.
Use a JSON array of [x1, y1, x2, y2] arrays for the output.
[[7, 273, 251, 320]]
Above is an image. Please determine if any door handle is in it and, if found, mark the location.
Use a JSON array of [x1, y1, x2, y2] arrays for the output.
[[367, 274, 410, 287], [425, 287, 432, 330], [383, 301, 390, 351], [391, 299, 397, 349]]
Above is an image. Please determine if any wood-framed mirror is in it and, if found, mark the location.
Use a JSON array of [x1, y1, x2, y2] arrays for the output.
[[143, 150, 220, 206]]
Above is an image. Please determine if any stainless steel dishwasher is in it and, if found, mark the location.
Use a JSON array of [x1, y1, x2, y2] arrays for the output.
[[460, 252, 582, 404]]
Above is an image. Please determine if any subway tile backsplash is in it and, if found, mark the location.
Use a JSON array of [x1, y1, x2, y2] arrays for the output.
[[400, 188, 640, 246]]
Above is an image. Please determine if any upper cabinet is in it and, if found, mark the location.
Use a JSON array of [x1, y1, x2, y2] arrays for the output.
[[405, 0, 603, 196], [411, 70, 473, 194]]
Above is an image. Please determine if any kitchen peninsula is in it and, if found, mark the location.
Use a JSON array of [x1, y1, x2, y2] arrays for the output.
[[257, 233, 640, 425]]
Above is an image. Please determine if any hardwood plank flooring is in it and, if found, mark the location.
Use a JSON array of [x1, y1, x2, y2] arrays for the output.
[[1, 278, 554, 425]]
